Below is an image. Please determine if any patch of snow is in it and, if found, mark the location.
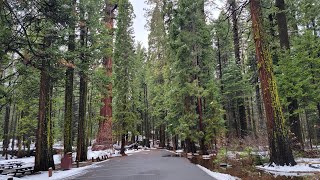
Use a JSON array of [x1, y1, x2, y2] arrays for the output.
[[0, 175, 20, 180], [20, 162, 106, 180], [176, 149, 184, 153], [256, 163, 320, 177], [197, 165, 240, 180], [296, 158, 320, 164]]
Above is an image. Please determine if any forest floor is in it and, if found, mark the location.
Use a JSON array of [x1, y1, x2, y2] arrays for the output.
[[185, 149, 320, 180]]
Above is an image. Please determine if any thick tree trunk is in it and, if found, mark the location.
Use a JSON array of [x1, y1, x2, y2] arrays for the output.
[[35, 60, 55, 171], [275, 0, 290, 50], [93, 2, 116, 151], [250, 0, 296, 166], [64, 0, 76, 154]]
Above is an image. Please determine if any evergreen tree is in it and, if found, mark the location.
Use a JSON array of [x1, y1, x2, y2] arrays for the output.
[[168, 0, 224, 154], [113, 0, 136, 155]]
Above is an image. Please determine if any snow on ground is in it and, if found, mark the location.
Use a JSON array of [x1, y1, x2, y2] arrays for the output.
[[0, 146, 144, 169], [296, 157, 320, 164], [19, 161, 108, 180], [197, 165, 240, 180], [256, 163, 320, 177], [0, 148, 147, 180]]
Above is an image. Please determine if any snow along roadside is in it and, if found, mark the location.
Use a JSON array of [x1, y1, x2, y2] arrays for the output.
[[197, 164, 240, 180]]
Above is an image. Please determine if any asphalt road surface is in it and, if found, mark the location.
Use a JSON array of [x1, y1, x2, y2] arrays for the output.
[[69, 149, 216, 180]]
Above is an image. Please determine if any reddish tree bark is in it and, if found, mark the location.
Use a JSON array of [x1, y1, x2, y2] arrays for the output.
[[92, 2, 117, 151], [250, 0, 296, 166]]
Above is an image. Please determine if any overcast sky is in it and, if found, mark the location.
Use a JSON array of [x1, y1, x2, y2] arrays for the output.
[[130, 0, 149, 48]]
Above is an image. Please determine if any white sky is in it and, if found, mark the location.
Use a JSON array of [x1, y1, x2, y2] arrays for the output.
[[130, 0, 225, 48], [130, 0, 149, 48]]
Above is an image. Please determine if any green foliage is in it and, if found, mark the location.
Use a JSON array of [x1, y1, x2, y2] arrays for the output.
[[113, 0, 139, 135], [167, 0, 224, 144]]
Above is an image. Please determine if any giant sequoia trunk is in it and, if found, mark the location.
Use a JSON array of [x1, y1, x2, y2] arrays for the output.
[[275, 0, 303, 150], [93, 1, 116, 151], [64, 0, 76, 154], [34, 60, 55, 171], [250, 0, 296, 166]]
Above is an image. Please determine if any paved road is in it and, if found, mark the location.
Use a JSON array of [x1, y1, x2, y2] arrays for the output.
[[69, 150, 216, 180]]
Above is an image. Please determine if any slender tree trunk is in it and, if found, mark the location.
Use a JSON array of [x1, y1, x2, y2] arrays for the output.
[[230, 0, 247, 137], [305, 110, 313, 149], [87, 85, 93, 146], [2, 103, 10, 159], [250, 0, 296, 166], [144, 83, 150, 148], [76, 17, 88, 162], [120, 133, 126, 155], [11, 110, 18, 158], [47, 80, 55, 170], [317, 103, 320, 143], [93, 2, 117, 151]]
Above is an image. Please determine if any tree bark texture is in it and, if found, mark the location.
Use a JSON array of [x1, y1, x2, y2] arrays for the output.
[[76, 18, 88, 162], [64, 0, 76, 154], [93, 1, 116, 151], [250, 0, 296, 166], [35, 60, 55, 171]]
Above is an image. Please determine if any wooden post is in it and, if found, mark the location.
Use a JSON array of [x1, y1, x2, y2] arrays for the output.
[[76, 160, 79, 168], [92, 157, 94, 162], [48, 167, 52, 177]]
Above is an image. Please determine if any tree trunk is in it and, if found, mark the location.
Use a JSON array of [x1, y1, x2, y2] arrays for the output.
[[250, 0, 296, 166], [275, 0, 303, 150], [275, 0, 290, 50], [159, 124, 165, 148], [230, 0, 247, 137], [93, 2, 117, 151], [76, 18, 88, 162], [34, 60, 55, 171], [11, 109, 18, 158], [47, 80, 55, 170], [120, 133, 126, 155], [144, 83, 150, 148], [64, 0, 76, 154], [316, 103, 320, 143], [2, 103, 10, 159]]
